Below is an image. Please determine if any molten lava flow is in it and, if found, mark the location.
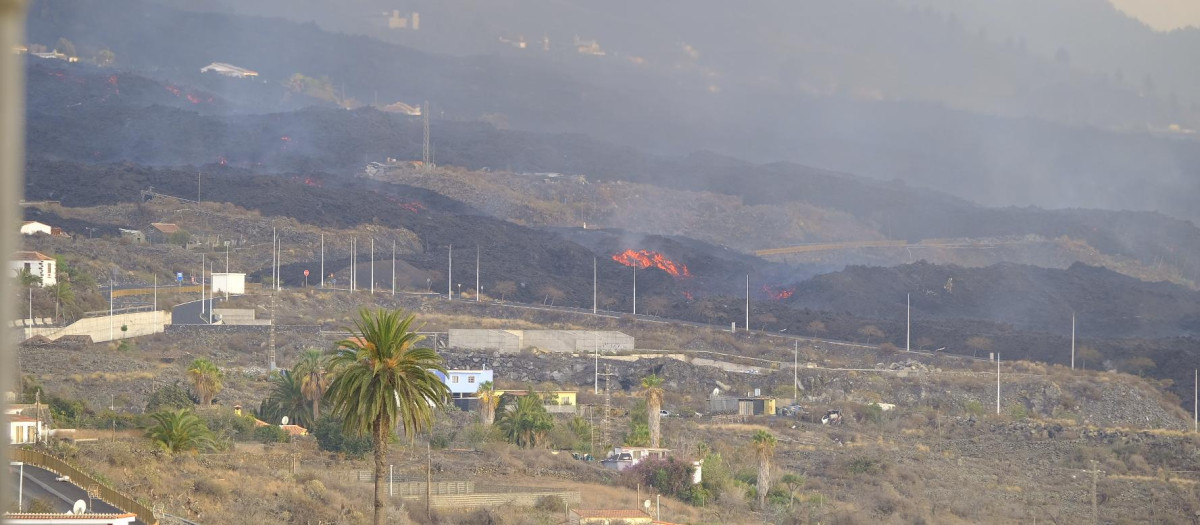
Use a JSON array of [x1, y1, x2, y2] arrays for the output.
[[682, 291, 694, 300], [280, 136, 291, 142], [611, 249, 691, 278], [164, 84, 182, 96], [762, 285, 795, 301], [218, 156, 228, 166]]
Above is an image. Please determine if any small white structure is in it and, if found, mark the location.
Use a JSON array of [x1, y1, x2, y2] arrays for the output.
[[8, 415, 42, 444], [200, 62, 258, 78], [10, 251, 56, 286], [19, 221, 51, 236], [211, 272, 245, 294]]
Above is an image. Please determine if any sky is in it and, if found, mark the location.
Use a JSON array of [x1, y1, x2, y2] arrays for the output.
[[1109, 0, 1200, 30]]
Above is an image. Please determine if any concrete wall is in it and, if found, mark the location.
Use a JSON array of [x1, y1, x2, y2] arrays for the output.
[[212, 308, 270, 326], [448, 329, 634, 354], [448, 329, 522, 353], [23, 310, 170, 343]]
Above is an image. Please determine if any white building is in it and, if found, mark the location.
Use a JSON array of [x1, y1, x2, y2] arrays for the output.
[[211, 272, 245, 294], [19, 221, 51, 236], [8, 414, 41, 444], [200, 62, 258, 78], [10, 251, 56, 287]]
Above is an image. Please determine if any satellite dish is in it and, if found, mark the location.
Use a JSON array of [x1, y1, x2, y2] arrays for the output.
[[280, 416, 289, 425], [643, 500, 651, 509], [73, 500, 87, 514]]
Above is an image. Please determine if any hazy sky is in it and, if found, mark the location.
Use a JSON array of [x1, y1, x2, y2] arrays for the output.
[[1110, 0, 1200, 30]]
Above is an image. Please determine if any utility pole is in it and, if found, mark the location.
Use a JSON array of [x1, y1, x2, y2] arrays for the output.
[[392, 240, 397, 296], [426, 440, 433, 521], [271, 228, 276, 290], [1071, 312, 1076, 370], [906, 293, 911, 352], [350, 238, 356, 292], [197, 170, 200, 204], [447, 244, 453, 300], [1194, 369, 1197, 433], [593, 257, 597, 315], [594, 331, 599, 394], [225, 243, 229, 273], [794, 339, 799, 400], [996, 353, 1001, 415], [370, 238, 375, 294], [276, 235, 282, 291], [268, 289, 277, 370], [422, 101, 431, 171], [153, 274, 157, 311], [108, 279, 113, 340], [200, 253, 205, 314], [475, 245, 480, 302], [632, 267, 636, 315], [320, 234, 324, 288], [745, 274, 749, 333]]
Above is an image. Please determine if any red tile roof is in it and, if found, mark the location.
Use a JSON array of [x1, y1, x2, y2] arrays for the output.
[[12, 251, 54, 261], [150, 222, 180, 233]]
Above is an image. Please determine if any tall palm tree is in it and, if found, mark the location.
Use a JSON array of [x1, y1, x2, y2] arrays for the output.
[[186, 358, 223, 406], [145, 409, 216, 453], [476, 380, 499, 426], [294, 349, 331, 423], [261, 369, 311, 428], [752, 429, 777, 508], [640, 374, 664, 448], [326, 308, 450, 525]]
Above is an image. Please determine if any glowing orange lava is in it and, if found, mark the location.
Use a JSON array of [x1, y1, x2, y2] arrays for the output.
[[611, 249, 691, 278]]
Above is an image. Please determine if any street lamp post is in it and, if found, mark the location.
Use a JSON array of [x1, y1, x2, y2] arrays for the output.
[[11, 461, 23, 511]]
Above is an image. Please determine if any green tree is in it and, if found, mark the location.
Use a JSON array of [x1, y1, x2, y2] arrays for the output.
[[806, 320, 826, 335], [15, 268, 41, 287], [966, 336, 993, 358], [752, 430, 777, 508], [294, 349, 331, 422], [780, 473, 805, 507], [857, 325, 884, 344], [312, 414, 373, 456], [492, 281, 516, 301], [186, 358, 223, 405], [497, 392, 554, 448], [145, 382, 193, 412], [47, 281, 73, 321], [1077, 345, 1103, 371], [55, 37, 76, 57], [640, 374, 665, 448], [624, 423, 650, 446], [145, 409, 216, 453], [260, 369, 312, 428], [167, 230, 191, 247], [476, 380, 499, 426], [326, 308, 450, 525], [95, 48, 115, 66]]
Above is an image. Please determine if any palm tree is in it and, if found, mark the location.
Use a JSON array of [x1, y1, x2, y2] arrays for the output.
[[497, 392, 554, 448], [145, 409, 216, 453], [752, 429, 777, 508], [186, 358, 223, 406], [640, 374, 664, 448], [261, 369, 312, 428], [477, 380, 499, 426], [294, 349, 330, 423], [326, 308, 450, 525]]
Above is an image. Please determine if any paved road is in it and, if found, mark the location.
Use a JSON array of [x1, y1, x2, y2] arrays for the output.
[[171, 298, 206, 325], [8, 463, 134, 519]]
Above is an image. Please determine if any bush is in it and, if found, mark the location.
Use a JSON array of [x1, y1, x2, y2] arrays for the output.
[[145, 382, 193, 413], [253, 424, 290, 443], [624, 457, 696, 502], [963, 399, 984, 417], [312, 414, 372, 457]]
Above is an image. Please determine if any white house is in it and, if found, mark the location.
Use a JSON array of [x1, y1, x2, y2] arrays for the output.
[[10, 251, 56, 286], [8, 414, 41, 444], [19, 221, 51, 236]]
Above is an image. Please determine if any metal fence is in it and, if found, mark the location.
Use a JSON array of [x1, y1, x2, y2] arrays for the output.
[[13, 448, 159, 525]]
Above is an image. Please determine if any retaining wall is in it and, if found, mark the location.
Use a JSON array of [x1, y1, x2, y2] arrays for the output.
[[22, 310, 170, 343]]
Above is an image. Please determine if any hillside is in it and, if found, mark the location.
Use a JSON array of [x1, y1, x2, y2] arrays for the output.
[[24, 0, 1200, 222]]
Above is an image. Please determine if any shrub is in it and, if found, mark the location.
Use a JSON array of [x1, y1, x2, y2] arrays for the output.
[[312, 414, 372, 457], [193, 478, 229, 498], [145, 382, 193, 413], [847, 456, 882, 476], [253, 424, 290, 443], [963, 399, 984, 417], [623, 457, 696, 502]]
